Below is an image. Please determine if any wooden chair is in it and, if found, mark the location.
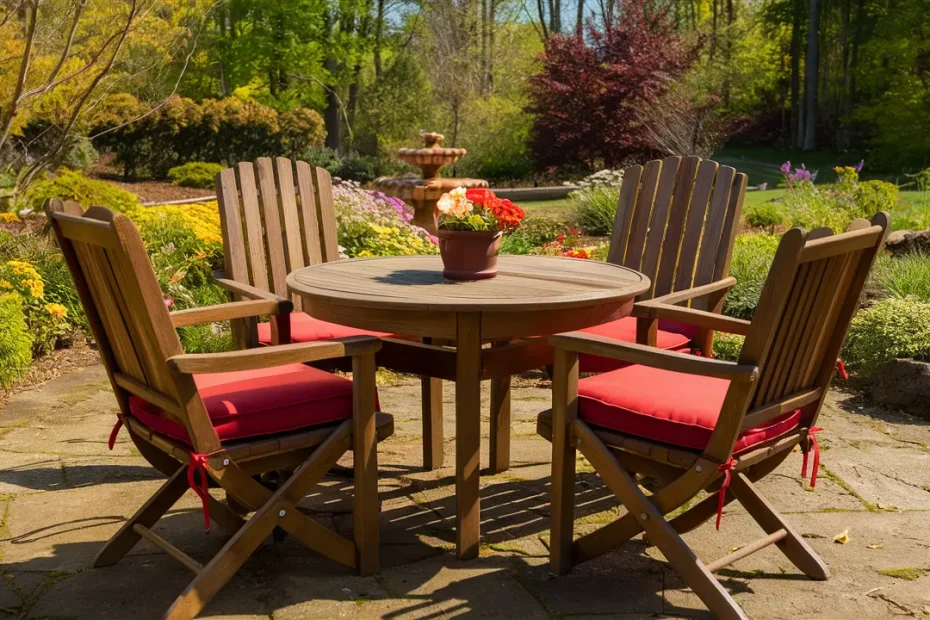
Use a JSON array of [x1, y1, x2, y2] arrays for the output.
[[538, 214, 889, 619], [46, 200, 393, 620], [214, 157, 445, 470], [579, 155, 747, 371]]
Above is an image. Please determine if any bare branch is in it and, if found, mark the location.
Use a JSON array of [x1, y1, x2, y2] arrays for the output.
[[0, 0, 38, 150], [23, 0, 86, 102], [89, 0, 222, 138]]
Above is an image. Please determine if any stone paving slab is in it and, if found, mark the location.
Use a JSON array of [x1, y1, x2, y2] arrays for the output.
[[1, 365, 929, 619]]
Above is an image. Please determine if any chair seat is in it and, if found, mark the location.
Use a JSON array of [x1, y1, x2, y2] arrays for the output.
[[129, 364, 362, 444], [579, 317, 695, 373], [578, 364, 801, 453], [257, 312, 389, 344]]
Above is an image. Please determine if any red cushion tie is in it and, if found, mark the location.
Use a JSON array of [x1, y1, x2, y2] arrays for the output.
[[187, 453, 214, 533], [835, 359, 848, 380], [801, 427, 824, 488], [108, 417, 123, 450], [715, 457, 736, 530]]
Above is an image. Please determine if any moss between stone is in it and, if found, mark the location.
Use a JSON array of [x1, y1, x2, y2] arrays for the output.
[[877, 567, 928, 581], [820, 465, 880, 512]]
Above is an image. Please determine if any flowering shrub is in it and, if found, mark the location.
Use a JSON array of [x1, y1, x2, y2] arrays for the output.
[[778, 161, 901, 231], [436, 187, 526, 232], [333, 181, 438, 257], [531, 229, 591, 259], [569, 169, 625, 188], [0, 260, 69, 355]]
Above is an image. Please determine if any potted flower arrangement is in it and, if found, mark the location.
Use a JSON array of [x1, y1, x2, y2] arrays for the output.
[[435, 187, 525, 280]]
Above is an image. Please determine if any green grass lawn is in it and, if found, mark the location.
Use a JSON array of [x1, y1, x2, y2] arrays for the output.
[[522, 188, 929, 221]]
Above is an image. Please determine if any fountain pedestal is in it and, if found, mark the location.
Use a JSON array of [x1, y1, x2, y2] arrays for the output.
[[374, 133, 488, 235]]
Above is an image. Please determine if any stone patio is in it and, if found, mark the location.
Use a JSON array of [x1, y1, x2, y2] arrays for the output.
[[1, 363, 929, 619]]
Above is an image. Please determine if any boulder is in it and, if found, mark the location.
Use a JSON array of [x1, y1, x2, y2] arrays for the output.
[[884, 229, 930, 257], [870, 358, 930, 419]]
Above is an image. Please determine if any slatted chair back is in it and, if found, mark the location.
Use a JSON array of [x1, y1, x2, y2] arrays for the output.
[[46, 200, 188, 430], [216, 157, 338, 312], [607, 156, 747, 305], [735, 214, 890, 434]]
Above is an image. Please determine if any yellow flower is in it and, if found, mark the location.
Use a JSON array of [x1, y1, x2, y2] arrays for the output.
[[0, 279, 11, 289], [45, 303, 67, 320], [0, 213, 19, 223], [25, 279, 44, 298]]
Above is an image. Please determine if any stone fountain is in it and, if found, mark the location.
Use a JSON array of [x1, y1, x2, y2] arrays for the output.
[[373, 132, 489, 234]]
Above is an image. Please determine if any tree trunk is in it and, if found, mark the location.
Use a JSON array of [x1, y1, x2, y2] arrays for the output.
[[324, 54, 341, 151], [710, 0, 718, 61], [481, 0, 489, 94], [837, 0, 850, 148], [576, 0, 583, 38], [537, 0, 549, 39], [488, 0, 495, 90], [789, 0, 802, 148], [803, 0, 821, 151], [374, 0, 384, 79]]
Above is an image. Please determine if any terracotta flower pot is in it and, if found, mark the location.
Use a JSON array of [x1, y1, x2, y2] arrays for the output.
[[437, 229, 503, 280]]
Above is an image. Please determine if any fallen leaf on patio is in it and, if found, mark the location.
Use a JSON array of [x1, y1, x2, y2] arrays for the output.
[[834, 530, 850, 544], [730, 545, 744, 553], [867, 544, 883, 549]]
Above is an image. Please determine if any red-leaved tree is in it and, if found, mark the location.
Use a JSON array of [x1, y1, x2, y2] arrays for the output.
[[528, 0, 693, 169]]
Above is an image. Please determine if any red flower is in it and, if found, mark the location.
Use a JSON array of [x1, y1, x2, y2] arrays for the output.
[[465, 188, 497, 206]]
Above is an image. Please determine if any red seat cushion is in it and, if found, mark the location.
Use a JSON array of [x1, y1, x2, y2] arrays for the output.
[[577, 364, 801, 453], [579, 317, 694, 373], [257, 312, 389, 344], [128, 364, 358, 444]]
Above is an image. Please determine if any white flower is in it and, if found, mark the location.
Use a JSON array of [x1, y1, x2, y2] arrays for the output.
[[437, 187, 474, 219]]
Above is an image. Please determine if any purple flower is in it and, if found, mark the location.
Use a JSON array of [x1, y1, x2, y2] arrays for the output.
[[855, 159, 864, 173], [758, 182, 768, 191], [810, 170, 818, 182], [780, 161, 792, 176]]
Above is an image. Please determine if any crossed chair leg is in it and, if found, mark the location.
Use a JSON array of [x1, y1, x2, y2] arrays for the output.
[[550, 419, 829, 620], [94, 420, 378, 620]]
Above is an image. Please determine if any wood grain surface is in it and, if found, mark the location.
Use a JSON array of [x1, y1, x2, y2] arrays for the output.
[[288, 255, 648, 311]]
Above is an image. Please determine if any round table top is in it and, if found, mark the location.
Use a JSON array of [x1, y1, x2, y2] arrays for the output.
[[287, 255, 649, 313]]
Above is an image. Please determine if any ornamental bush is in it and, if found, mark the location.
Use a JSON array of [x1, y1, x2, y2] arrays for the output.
[[843, 296, 930, 374], [92, 94, 326, 179], [0, 293, 33, 388], [167, 162, 225, 189], [744, 200, 786, 232], [723, 233, 780, 319], [25, 170, 141, 215]]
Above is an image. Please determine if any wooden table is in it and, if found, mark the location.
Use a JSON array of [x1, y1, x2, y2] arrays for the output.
[[287, 255, 649, 559]]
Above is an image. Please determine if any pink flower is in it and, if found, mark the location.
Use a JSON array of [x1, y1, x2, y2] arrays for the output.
[[758, 183, 768, 191], [164, 299, 174, 308]]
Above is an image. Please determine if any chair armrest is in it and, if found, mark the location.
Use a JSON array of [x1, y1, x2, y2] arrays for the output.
[[549, 331, 757, 381], [637, 277, 737, 308], [170, 299, 291, 328], [631, 305, 751, 336], [215, 278, 292, 308], [167, 336, 382, 374]]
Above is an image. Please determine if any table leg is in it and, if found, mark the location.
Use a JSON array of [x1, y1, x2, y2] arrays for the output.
[[421, 375, 444, 470], [488, 368, 511, 475], [420, 338, 444, 470], [455, 312, 482, 560]]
